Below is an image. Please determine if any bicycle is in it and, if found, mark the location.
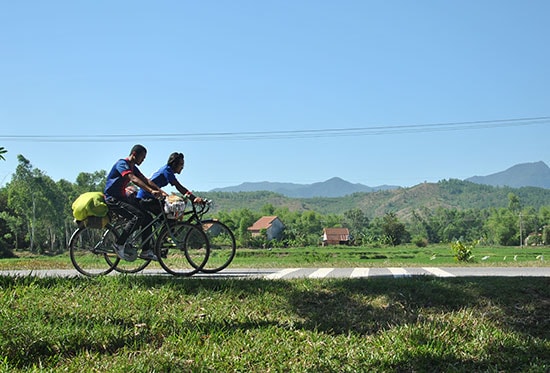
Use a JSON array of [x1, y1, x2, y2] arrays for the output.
[[68, 198, 210, 277], [182, 200, 237, 273]]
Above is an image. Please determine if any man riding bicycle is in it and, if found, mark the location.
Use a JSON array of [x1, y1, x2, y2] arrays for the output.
[[104, 144, 167, 261]]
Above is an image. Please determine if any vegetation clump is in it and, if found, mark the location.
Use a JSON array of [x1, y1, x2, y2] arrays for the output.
[[451, 240, 477, 262]]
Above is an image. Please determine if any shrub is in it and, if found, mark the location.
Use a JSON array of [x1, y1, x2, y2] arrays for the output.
[[412, 236, 428, 247], [451, 240, 477, 262]]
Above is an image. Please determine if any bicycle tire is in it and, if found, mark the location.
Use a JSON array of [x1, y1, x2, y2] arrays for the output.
[[198, 220, 236, 273], [69, 226, 118, 277], [156, 222, 210, 276], [105, 228, 152, 274]]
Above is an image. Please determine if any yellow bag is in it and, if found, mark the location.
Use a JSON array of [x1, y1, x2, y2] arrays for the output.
[[72, 192, 109, 221]]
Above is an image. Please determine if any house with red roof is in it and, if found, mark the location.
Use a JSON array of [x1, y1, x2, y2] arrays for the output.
[[322, 227, 351, 246], [248, 216, 285, 241]]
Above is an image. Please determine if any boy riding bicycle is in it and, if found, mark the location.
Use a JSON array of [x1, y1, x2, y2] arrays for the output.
[[104, 144, 167, 261]]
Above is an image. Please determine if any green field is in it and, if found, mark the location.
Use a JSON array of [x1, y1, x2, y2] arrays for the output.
[[1, 243, 549, 271]]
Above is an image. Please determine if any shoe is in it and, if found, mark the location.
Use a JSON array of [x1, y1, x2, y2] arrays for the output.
[[114, 243, 138, 262], [114, 243, 127, 259], [139, 249, 158, 261]]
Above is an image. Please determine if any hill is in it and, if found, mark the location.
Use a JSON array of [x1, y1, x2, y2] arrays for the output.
[[202, 179, 550, 218], [466, 161, 550, 188], [210, 162, 549, 198], [210, 177, 399, 198]]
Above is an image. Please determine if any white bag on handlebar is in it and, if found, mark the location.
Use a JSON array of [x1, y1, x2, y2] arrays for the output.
[[164, 200, 187, 219]]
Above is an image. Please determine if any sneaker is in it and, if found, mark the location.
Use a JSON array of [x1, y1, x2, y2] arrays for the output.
[[114, 243, 138, 262], [114, 243, 127, 259], [139, 249, 158, 261]]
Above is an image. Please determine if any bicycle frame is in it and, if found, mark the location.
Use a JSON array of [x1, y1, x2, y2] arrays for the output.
[[179, 200, 212, 226], [107, 199, 178, 251]]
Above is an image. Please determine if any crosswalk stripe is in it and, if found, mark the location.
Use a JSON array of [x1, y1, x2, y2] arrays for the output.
[[350, 268, 370, 278], [309, 268, 334, 278], [388, 267, 410, 277], [423, 267, 456, 277], [266, 268, 302, 279]]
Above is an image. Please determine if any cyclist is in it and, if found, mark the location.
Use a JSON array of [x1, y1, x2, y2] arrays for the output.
[[137, 152, 204, 215], [104, 144, 166, 261]]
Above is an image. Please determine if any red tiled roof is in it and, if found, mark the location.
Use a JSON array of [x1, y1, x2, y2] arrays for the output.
[[248, 216, 279, 231], [323, 227, 350, 241]]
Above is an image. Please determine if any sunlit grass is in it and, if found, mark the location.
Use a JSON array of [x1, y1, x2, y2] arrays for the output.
[[1, 244, 549, 271], [0, 275, 548, 371]]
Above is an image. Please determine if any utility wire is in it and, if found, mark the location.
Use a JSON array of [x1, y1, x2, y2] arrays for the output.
[[1, 116, 548, 143]]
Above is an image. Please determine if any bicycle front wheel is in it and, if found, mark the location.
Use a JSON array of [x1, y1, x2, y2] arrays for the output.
[[69, 226, 119, 277], [156, 222, 210, 276], [199, 220, 236, 273]]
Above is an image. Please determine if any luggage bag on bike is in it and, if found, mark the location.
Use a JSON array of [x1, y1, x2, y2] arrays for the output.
[[71, 192, 109, 229]]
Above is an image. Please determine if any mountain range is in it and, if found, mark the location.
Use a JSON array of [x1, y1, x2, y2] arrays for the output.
[[210, 161, 550, 197]]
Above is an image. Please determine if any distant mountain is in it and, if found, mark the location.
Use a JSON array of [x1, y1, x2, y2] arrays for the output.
[[466, 161, 550, 189], [210, 177, 399, 198], [202, 179, 550, 218], [208, 161, 549, 198]]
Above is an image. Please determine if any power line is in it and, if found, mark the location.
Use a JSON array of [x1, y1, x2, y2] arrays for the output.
[[1, 116, 548, 143]]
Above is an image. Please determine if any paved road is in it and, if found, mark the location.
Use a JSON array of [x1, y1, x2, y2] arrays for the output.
[[1, 267, 550, 279]]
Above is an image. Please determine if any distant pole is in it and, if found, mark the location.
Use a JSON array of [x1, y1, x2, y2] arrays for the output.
[[519, 213, 523, 248]]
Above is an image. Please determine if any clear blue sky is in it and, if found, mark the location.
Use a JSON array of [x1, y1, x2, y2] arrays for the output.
[[1, 1, 549, 193]]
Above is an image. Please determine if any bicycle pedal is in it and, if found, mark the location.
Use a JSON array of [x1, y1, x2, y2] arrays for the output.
[[125, 247, 138, 262]]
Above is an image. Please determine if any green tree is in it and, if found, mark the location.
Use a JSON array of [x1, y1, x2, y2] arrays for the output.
[[343, 208, 369, 232], [380, 212, 410, 246], [484, 208, 519, 246], [0, 146, 6, 161], [6, 155, 68, 252], [75, 171, 107, 194], [508, 193, 521, 213]]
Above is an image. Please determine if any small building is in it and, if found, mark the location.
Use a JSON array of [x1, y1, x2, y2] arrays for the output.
[[322, 227, 350, 246], [248, 216, 285, 241]]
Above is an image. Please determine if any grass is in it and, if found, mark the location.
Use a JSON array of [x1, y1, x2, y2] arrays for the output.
[[1, 243, 550, 270], [1, 245, 549, 371], [0, 275, 549, 372]]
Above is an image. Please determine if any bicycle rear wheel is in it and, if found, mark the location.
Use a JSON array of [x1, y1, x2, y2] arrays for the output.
[[69, 226, 119, 277], [199, 220, 236, 273], [156, 222, 210, 276]]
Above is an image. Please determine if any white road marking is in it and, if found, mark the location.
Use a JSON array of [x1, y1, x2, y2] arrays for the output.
[[266, 268, 302, 279], [388, 267, 410, 277], [350, 268, 370, 278], [309, 268, 334, 278], [422, 267, 456, 277]]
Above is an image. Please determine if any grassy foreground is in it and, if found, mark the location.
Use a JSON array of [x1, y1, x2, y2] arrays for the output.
[[1, 275, 549, 372]]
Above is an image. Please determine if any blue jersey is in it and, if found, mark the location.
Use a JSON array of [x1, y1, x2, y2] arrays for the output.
[[104, 158, 145, 200], [137, 164, 177, 199]]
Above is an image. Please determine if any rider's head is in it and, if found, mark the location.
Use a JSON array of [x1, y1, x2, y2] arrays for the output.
[[130, 144, 147, 165], [167, 152, 184, 173]]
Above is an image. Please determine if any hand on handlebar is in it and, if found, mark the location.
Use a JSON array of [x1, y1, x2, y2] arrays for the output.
[[151, 190, 167, 199], [193, 196, 206, 204]]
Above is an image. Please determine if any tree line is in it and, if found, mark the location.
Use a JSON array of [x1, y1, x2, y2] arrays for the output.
[[0, 153, 549, 256]]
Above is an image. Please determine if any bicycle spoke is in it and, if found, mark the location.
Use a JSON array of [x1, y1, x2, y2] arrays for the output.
[[69, 226, 117, 277], [156, 223, 209, 276], [200, 220, 236, 273]]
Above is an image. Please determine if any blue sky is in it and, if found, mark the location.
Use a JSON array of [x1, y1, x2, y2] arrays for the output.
[[1, 1, 548, 193]]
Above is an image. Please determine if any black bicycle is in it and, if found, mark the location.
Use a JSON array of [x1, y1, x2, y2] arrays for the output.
[[183, 200, 237, 273], [68, 198, 210, 277]]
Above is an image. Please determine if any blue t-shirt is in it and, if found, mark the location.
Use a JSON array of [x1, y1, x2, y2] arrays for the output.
[[104, 158, 145, 200], [136, 164, 177, 199]]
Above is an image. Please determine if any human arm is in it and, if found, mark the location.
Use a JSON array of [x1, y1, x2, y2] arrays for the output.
[[172, 178, 203, 203], [128, 173, 168, 198]]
